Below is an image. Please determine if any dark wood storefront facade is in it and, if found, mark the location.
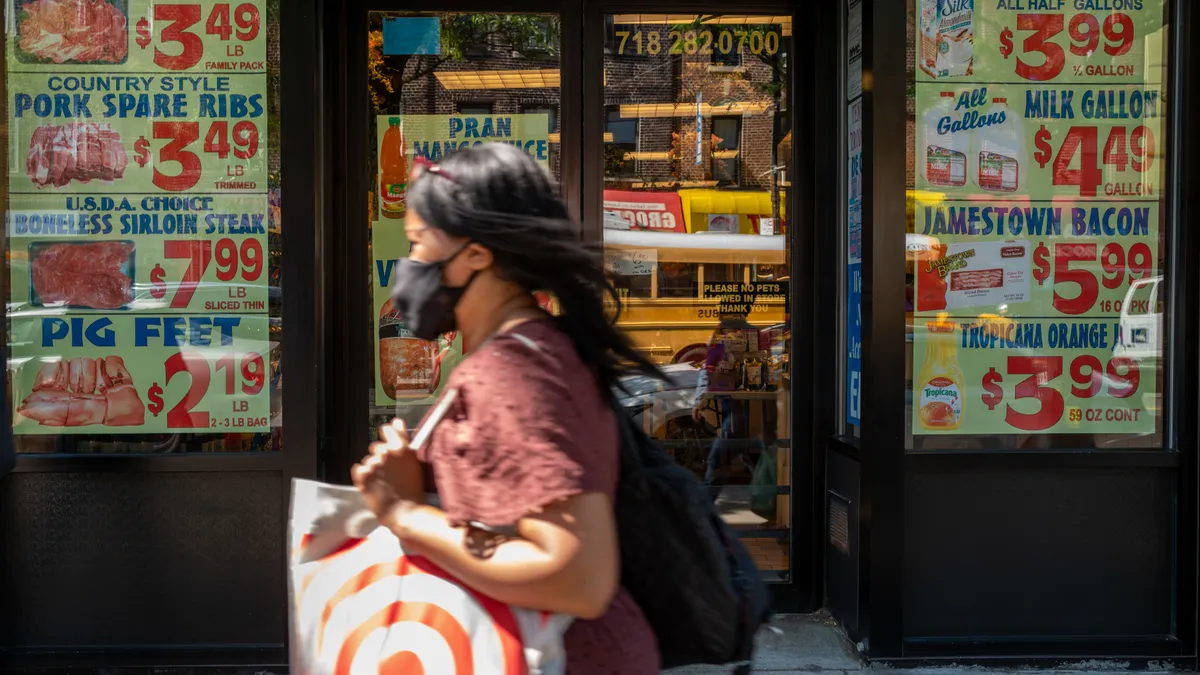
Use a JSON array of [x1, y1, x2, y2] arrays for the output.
[[1, 0, 1197, 671]]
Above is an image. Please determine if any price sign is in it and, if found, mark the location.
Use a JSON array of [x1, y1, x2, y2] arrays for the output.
[[7, 73, 268, 194], [7, 193, 270, 314], [912, 2, 1165, 439], [914, 84, 1164, 199], [1031, 124, 1156, 198], [915, 199, 1159, 316], [10, 315, 272, 435], [916, 3, 1164, 85], [146, 349, 268, 429], [135, 3, 264, 71], [1029, 240, 1156, 315], [912, 318, 1155, 435], [151, 236, 267, 310], [133, 120, 264, 192], [6, 0, 266, 74], [979, 354, 1141, 432]]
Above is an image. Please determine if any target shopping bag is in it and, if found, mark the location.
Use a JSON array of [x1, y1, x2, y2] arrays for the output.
[[289, 479, 574, 675]]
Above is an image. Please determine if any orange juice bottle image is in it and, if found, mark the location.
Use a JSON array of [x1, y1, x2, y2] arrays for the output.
[[379, 117, 408, 220], [917, 317, 966, 430]]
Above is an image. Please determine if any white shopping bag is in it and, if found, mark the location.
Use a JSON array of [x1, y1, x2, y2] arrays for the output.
[[289, 478, 573, 675]]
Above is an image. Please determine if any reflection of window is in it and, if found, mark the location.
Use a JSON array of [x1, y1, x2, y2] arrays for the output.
[[522, 105, 558, 133], [604, 16, 620, 55], [523, 105, 559, 167], [457, 102, 494, 116], [711, 30, 742, 67], [658, 262, 697, 298], [753, 264, 789, 282], [712, 116, 742, 185], [606, 105, 638, 176], [612, 272, 652, 299], [522, 18, 558, 55]]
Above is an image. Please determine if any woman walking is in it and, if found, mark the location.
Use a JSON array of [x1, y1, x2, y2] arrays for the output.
[[352, 143, 661, 674]]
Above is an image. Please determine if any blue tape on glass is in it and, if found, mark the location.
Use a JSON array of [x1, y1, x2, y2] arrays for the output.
[[383, 17, 442, 56]]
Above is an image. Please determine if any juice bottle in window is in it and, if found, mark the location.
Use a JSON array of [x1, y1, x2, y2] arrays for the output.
[[379, 117, 408, 220], [917, 316, 965, 430]]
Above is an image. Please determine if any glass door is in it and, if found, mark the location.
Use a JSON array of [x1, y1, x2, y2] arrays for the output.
[[599, 12, 795, 581]]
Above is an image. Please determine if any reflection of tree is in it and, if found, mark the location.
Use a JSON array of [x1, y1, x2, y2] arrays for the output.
[[367, 14, 560, 113]]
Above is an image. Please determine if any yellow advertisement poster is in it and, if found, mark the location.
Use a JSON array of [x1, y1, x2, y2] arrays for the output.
[[911, 1, 1165, 437], [372, 219, 464, 408], [7, 0, 270, 435], [370, 114, 548, 407]]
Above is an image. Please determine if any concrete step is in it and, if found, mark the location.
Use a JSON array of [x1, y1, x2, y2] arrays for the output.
[[666, 613, 1193, 675]]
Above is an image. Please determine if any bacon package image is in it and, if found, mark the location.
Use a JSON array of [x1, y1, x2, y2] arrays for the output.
[[289, 479, 573, 675], [916, 240, 1031, 313]]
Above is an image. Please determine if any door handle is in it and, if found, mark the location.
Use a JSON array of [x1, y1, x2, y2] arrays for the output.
[[0, 392, 13, 480]]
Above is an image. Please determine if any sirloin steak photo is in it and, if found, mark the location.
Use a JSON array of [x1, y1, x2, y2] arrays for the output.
[[31, 241, 134, 309]]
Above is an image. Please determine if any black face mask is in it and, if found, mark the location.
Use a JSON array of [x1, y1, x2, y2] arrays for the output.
[[390, 244, 477, 342]]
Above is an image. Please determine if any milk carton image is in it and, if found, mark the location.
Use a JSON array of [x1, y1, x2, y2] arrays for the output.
[[973, 98, 1026, 193], [918, 0, 974, 79], [920, 93, 970, 188]]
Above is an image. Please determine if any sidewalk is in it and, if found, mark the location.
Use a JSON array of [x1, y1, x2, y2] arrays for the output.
[[668, 613, 1193, 675]]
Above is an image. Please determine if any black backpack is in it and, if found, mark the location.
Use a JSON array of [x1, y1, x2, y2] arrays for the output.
[[612, 404, 773, 672], [505, 331, 772, 671]]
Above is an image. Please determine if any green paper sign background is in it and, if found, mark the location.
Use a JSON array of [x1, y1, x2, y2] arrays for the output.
[[9, 192, 269, 314], [11, 314, 272, 434], [912, 317, 1158, 435], [915, 1, 1167, 85], [8, 72, 267, 194]]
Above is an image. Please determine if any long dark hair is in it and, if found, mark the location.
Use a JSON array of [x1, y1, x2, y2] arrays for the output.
[[406, 142, 663, 392]]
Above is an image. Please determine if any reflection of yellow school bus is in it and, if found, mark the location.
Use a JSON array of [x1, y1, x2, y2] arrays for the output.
[[605, 229, 788, 364]]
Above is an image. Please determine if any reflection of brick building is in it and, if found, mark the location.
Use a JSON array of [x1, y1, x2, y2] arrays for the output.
[[601, 34, 786, 190]]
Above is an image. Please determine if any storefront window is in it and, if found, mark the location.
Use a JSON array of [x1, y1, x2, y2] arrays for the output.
[[6, 0, 283, 454], [905, 2, 1170, 450], [603, 13, 793, 580], [366, 11, 561, 434]]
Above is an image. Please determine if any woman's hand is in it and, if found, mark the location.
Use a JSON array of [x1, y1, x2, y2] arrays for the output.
[[352, 419, 425, 521]]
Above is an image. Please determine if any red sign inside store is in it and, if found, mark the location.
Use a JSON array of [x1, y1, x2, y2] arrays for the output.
[[603, 190, 687, 233]]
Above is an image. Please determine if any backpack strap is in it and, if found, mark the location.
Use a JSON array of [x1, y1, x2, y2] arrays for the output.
[[510, 332, 541, 352]]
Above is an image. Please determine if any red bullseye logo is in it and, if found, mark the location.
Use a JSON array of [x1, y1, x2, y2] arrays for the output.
[[294, 534, 531, 675]]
